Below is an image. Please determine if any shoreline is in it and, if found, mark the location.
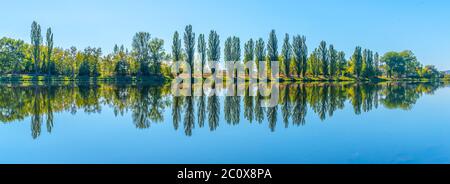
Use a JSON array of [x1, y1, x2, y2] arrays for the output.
[[0, 74, 447, 83]]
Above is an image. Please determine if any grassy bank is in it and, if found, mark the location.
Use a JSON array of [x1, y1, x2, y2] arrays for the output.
[[0, 74, 447, 83], [0, 74, 168, 83]]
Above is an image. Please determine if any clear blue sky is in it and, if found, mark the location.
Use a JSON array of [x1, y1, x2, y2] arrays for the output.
[[1, 0, 449, 70]]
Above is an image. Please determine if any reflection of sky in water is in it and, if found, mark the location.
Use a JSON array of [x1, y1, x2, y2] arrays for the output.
[[0, 83, 449, 163]]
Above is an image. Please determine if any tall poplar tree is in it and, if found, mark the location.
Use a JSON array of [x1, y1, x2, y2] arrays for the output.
[[183, 25, 195, 79], [243, 39, 254, 63], [337, 51, 346, 76], [374, 52, 380, 76], [281, 33, 291, 77], [351, 46, 363, 79], [31, 21, 42, 75], [207, 30, 220, 74], [267, 29, 278, 62], [293, 35, 308, 77], [224, 37, 233, 62], [328, 44, 337, 78], [197, 34, 206, 78], [243, 39, 254, 75], [254, 38, 265, 75], [46, 27, 54, 75], [318, 41, 328, 77], [172, 31, 182, 62]]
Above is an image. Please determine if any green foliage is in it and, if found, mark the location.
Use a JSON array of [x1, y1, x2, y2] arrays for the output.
[[172, 31, 182, 62], [149, 38, 164, 75], [243, 39, 254, 63], [78, 60, 90, 76], [0, 22, 443, 81], [132, 32, 151, 76], [362, 49, 375, 78], [45, 27, 54, 75], [308, 49, 320, 77], [207, 30, 220, 75], [183, 25, 195, 78], [30, 21, 42, 75], [231, 37, 240, 61], [328, 44, 337, 78], [318, 41, 328, 77], [292, 35, 307, 77], [254, 38, 265, 73], [197, 34, 206, 76], [351, 46, 363, 79], [0, 37, 26, 74], [337, 51, 347, 76], [267, 30, 278, 62], [381, 51, 408, 78], [281, 33, 291, 77], [419, 65, 440, 78], [224, 37, 232, 62]]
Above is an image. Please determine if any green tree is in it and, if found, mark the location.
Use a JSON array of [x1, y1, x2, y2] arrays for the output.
[[224, 37, 232, 62], [30, 21, 42, 75], [308, 49, 320, 77], [267, 30, 278, 64], [292, 35, 307, 78], [351, 46, 363, 79], [207, 30, 220, 75], [132, 32, 151, 76], [243, 39, 254, 75], [197, 34, 206, 78], [401, 50, 420, 77], [381, 51, 405, 78], [45, 27, 54, 75], [254, 38, 265, 75], [0, 37, 26, 74], [69, 46, 77, 76], [374, 52, 380, 76], [183, 25, 195, 79], [281, 33, 291, 77], [114, 45, 129, 76], [328, 44, 337, 78], [172, 31, 182, 62], [149, 38, 164, 75], [337, 51, 347, 76], [243, 39, 254, 63], [318, 41, 328, 77], [231, 36, 241, 79]]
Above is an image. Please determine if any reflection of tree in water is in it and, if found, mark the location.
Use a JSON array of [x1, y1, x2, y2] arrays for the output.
[[292, 84, 307, 126], [0, 81, 447, 138], [281, 85, 291, 128], [184, 96, 195, 136], [45, 85, 55, 133], [132, 85, 169, 129], [132, 86, 151, 129], [172, 96, 183, 130], [207, 89, 220, 131], [197, 93, 206, 128], [381, 83, 421, 110], [224, 90, 241, 125], [254, 90, 265, 124], [31, 85, 42, 139], [243, 85, 254, 123]]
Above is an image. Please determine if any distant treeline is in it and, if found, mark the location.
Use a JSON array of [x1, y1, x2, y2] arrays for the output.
[[0, 21, 445, 80]]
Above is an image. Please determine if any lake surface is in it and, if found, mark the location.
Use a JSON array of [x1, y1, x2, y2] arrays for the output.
[[0, 81, 449, 164]]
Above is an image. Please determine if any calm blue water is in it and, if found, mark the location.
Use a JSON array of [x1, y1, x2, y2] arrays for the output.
[[0, 82, 449, 163]]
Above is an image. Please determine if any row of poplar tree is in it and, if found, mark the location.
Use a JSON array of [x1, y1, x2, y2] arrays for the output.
[[0, 22, 442, 79]]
